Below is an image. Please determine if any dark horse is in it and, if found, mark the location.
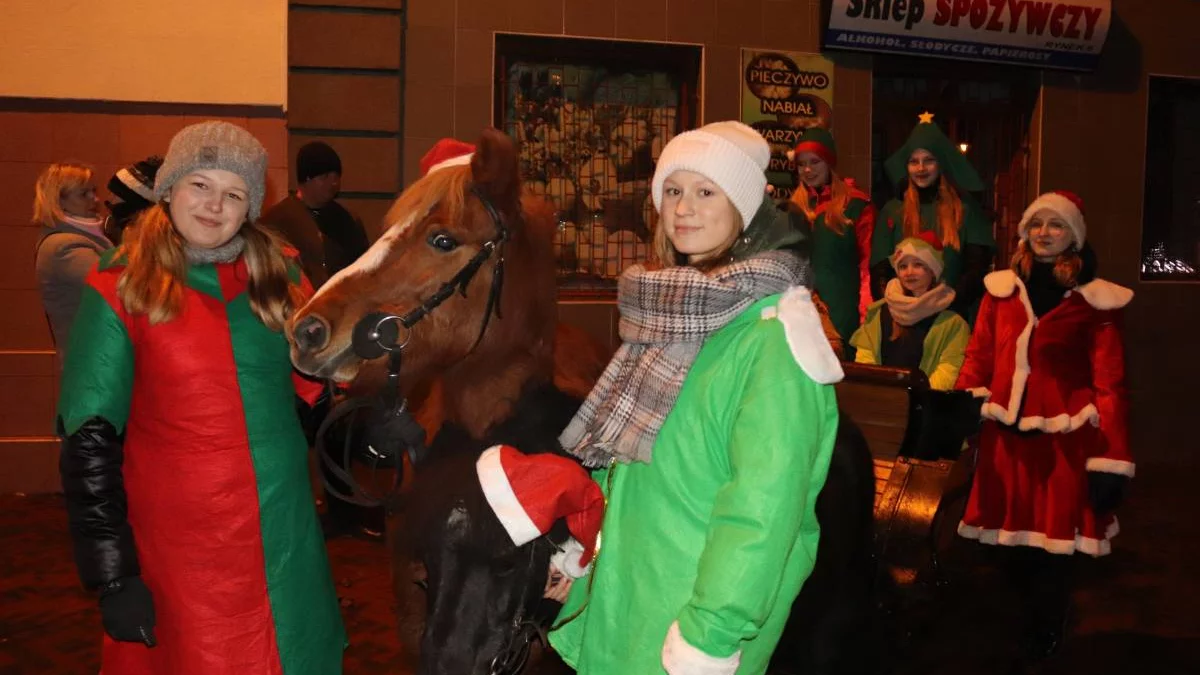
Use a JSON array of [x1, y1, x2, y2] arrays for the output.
[[288, 129, 877, 675]]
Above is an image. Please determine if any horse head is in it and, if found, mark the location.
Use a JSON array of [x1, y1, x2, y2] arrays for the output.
[[288, 128, 559, 436]]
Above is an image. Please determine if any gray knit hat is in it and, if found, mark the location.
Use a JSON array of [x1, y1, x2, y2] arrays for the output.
[[155, 121, 269, 220]]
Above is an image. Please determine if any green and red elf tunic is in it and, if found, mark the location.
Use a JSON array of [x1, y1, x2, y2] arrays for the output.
[[58, 249, 344, 674], [789, 128, 876, 353]]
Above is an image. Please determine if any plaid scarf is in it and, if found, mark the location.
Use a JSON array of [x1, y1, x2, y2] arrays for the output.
[[560, 250, 808, 467]]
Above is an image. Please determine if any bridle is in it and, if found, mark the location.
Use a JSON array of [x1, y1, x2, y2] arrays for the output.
[[487, 543, 548, 675], [313, 185, 510, 507], [352, 184, 510, 362]]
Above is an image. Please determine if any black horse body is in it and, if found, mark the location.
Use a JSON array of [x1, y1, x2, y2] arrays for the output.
[[393, 377, 877, 675]]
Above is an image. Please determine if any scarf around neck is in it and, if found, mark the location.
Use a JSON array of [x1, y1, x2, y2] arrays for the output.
[[885, 277, 955, 326], [560, 250, 808, 467], [59, 214, 110, 243], [185, 234, 246, 265]]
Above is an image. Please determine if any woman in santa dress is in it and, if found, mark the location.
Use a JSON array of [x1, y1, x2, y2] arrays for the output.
[[955, 190, 1133, 661]]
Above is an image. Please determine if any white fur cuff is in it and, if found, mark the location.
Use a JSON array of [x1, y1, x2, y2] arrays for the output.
[[775, 286, 845, 384], [1086, 457, 1136, 477], [662, 622, 740, 675], [549, 537, 591, 579]]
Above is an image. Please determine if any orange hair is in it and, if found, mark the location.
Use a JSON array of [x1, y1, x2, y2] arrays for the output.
[[903, 177, 963, 251], [1010, 239, 1082, 288], [790, 170, 853, 235]]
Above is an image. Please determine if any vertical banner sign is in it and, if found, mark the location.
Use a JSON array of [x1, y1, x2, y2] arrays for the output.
[[825, 0, 1112, 71], [741, 49, 836, 201]]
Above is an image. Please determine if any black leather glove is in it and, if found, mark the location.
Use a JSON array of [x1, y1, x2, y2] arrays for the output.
[[297, 389, 333, 446], [99, 576, 156, 647], [1087, 471, 1128, 515]]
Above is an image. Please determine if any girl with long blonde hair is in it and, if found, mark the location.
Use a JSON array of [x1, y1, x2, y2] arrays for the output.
[[57, 121, 345, 674], [787, 127, 876, 357], [870, 115, 995, 323]]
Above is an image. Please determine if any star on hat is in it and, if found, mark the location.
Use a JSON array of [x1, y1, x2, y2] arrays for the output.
[[918, 111, 935, 124]]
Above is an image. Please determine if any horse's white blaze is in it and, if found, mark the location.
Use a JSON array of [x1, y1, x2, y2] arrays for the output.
[[309, 208, 423, 303]]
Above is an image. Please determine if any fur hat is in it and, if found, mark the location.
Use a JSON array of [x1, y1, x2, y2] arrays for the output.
[[421, 138, 476, 176], [155, 121, 269, 220], [476, 444, 605, 579], [892, 230, 945, 279], [651, 121, 770, 230], [296, 141, 343, 184], [1017, 190, 1086, 246]]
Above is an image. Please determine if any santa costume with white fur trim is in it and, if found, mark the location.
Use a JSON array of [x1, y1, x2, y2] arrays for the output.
[[954, 190, 1134, 557]]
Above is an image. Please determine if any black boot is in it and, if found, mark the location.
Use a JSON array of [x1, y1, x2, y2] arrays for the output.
[[1004, 548, 1073, 663]]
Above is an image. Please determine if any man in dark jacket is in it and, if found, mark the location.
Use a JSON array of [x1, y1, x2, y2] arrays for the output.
[[262, 142, 378, 539], [261, 141, 370, 287]]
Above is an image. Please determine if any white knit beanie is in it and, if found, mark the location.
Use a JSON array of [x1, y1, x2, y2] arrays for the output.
[[1017, 190, 1087, 247], [651, 121, 769, 230]]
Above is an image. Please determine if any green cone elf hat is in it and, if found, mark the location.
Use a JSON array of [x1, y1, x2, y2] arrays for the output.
[[787, 127, 838, 168], [884, 112, 984, 192], [892, 230, 945, 279]]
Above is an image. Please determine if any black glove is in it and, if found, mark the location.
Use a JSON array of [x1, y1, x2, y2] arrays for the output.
[[297, 390, 333, 446], [1087, 471, 1128, 515], [99, 576, 156, 647]]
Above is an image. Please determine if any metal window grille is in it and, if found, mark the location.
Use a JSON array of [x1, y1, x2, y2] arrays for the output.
[[494, 35, 701, 295]]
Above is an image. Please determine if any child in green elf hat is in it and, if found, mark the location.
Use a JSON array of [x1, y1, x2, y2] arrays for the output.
[[788, 127, 875, 359], [869, 113, 995, 324], [852, 230, 969, 390]]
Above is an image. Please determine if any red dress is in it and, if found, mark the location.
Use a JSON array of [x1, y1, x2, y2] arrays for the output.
[[954, 270, 1133, 556]]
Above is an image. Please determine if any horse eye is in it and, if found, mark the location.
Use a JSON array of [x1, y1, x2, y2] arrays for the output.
[[428, 232, 459, 252]]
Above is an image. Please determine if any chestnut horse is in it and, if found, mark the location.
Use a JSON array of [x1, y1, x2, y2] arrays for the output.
[[288, 129, 876, 675]]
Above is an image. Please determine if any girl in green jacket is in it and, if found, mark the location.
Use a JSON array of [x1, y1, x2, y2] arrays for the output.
[[549, 121, 844, 675], [852, 231, 970, 390]]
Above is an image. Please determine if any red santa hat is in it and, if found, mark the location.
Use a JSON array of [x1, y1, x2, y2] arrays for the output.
[[420, 138, 476, 176], [1017, 190, 1087, 246], [475, 445, 604, 578]]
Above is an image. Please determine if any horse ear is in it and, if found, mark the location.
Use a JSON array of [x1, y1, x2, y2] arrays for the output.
[[470, 127, 521, 206]]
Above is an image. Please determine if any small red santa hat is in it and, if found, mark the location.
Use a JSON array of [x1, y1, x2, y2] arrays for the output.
[[420, 138, 476, 176], [1017, 190, 1087, 246], [476, 445, 604, 578]]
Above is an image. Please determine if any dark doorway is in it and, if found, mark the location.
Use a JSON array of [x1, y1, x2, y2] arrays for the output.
[[871, 57, 1041, 268]]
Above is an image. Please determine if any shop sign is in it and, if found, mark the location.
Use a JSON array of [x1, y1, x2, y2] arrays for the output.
[[740, 49, 836, 200], [825, 0, 1112, 71]]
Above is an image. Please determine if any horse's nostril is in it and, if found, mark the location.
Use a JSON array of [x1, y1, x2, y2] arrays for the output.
[[294, 316, 330, 353]]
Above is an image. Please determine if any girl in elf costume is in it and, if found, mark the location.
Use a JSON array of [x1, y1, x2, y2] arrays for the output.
[[851, 231, 969, 390], [870, 114, 995, 322], [787, 127, 875, 357], [548, 121, 844, 675], [57, 121, 345, 674], [955, 191, 1132, 660]]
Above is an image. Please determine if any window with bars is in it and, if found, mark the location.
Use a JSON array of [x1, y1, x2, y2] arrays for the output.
[[494, 34, 702, 295]]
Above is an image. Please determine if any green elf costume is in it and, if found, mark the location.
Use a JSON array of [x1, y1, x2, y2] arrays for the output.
[[870, 113, 995, 323], [548, 121, 844, 675], [852, 231, 970, 391], [787, 127, 875, 357], [57, 121, 345, 675]]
